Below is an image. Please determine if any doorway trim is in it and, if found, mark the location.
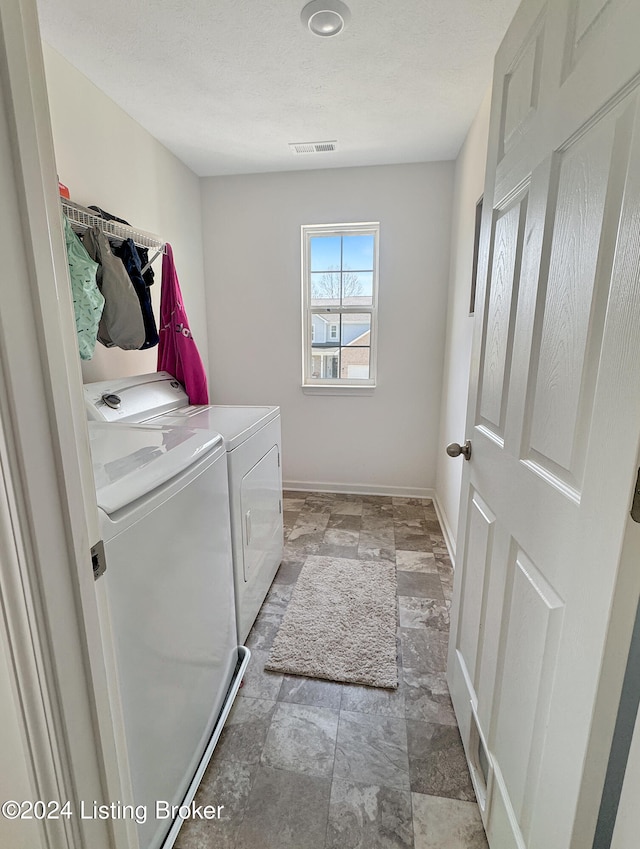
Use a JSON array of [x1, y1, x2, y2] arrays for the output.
[[0, 1, 130, 847]]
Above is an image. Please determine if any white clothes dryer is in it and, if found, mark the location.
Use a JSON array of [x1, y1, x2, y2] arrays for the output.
[[84, 372, 284, 644], [88, 421, 247, 849]]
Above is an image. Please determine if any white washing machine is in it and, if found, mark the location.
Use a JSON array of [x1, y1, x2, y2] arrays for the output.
[[88, 421, 247, 849], [84, 372, 284, 644]]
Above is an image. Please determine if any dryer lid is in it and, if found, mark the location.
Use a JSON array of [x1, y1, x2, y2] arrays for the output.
[[88, 422, 222, 514], [160, 405, 279, 451]]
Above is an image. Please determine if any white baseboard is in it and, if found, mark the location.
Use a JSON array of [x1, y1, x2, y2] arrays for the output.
[[282, 480, 435, 500], [433, 493, 456, 566]]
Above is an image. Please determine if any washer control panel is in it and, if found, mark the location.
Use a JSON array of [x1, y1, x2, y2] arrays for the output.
[[84, 372, 189, 422], [101, 393, 122, 410]]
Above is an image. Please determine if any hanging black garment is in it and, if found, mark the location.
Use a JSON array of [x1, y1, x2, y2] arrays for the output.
[[114, 238, 159, 349], [134, 245, 155, 290], [88, 204, 130, 226], [88, 205, 155, 289]]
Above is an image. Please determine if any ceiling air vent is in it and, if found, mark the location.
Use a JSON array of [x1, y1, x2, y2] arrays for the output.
[[289, 140, 338, 154]]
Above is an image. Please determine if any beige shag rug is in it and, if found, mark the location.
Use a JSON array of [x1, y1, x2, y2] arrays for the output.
[[265, 555, 398, 689]]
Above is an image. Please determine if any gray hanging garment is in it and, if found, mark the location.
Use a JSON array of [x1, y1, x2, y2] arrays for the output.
[[114, 238, 159, 349], [83, 226, 146, 350]]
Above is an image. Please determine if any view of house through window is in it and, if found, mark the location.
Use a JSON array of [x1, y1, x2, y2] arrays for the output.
[[302, 223, 379, 386]]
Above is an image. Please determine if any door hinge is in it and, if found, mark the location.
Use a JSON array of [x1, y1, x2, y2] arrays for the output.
[[277, 451, 280, 468], [92, 540, 107, 580], [279, 498, 282, 515], [631, 468, 640, 523]]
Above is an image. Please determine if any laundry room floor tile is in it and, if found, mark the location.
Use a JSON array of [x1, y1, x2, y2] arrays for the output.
[[359, 527, 395, 547], [330, 499, 364, 516], [278, 674, 343, 710], [284, 495, 306, 507], [401, 627, 449, 675], [406, 720, 475, 801], [234, 766, 331, 849], [395, 550, 438, 573], [327, 513, 362, 531], [403, 670, 457, 726], [396, 571, 445, 601], [323, 527, 360, 547], [325, 777, 414, 849], [392, 497, 427, 506], [340, 680, 406, 719], [244, 611, 282, 651], [334, 711, 410, 791], [273, 558, 305, 585], [261, 581, 294, 613], [174, 759, 256, 849], [393, 531, 432, 552], [412, 794, 488, 849], [362, 501, 395, 517], [192, 491, 485, 849], [358, 543, 397, 562], [238, 649, 282, 700], [318, 542, 360, 559], [394, 504, 429, 520], [214, 696, 276, 765], [398, 597, 450, 630], [260, 702, 339, 778]]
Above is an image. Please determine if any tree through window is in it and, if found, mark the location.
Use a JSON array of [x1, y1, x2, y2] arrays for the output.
[[302, 223, 379, 387]]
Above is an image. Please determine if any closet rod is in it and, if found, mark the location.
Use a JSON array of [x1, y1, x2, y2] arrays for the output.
[[61, 198, 166, 257]]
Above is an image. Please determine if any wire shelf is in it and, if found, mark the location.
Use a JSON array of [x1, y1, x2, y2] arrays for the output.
[[61, 198, 165, 254]]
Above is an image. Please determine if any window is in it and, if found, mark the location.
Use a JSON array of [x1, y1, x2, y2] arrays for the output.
[[302, 222, 379, 388], [469, 196, 483, 315]]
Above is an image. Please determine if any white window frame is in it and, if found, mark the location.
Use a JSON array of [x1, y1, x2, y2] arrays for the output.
[[301, 222, 379, 391]]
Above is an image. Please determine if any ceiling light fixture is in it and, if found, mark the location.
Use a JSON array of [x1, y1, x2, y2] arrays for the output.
[[300, 0, 351, 38]]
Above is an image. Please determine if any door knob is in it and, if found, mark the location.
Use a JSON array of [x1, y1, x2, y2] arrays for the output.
[[446, 440, 472, 460]]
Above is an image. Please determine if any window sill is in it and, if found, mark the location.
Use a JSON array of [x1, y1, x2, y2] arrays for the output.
[[302, 384, 376, 396]]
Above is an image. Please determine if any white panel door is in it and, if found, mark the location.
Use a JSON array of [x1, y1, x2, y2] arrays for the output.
[[447, 1, 640, 847]]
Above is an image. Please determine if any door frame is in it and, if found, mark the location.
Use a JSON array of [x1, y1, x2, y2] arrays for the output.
[[0, 1, 132, 847]]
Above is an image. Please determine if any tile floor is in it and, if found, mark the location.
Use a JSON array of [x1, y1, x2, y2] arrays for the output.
[[176, 492, 488, 849]]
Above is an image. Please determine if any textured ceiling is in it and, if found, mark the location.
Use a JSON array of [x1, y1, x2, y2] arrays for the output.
[[36, 0, 519, 177]]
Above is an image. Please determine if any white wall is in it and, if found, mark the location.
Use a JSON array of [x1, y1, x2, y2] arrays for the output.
[[42, 44, 209, 383], [202, 163, 454, 494], [435, 89, 491, 554]]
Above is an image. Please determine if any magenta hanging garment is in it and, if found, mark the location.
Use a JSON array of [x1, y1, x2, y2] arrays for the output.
[[157, 244, 209, 404]]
